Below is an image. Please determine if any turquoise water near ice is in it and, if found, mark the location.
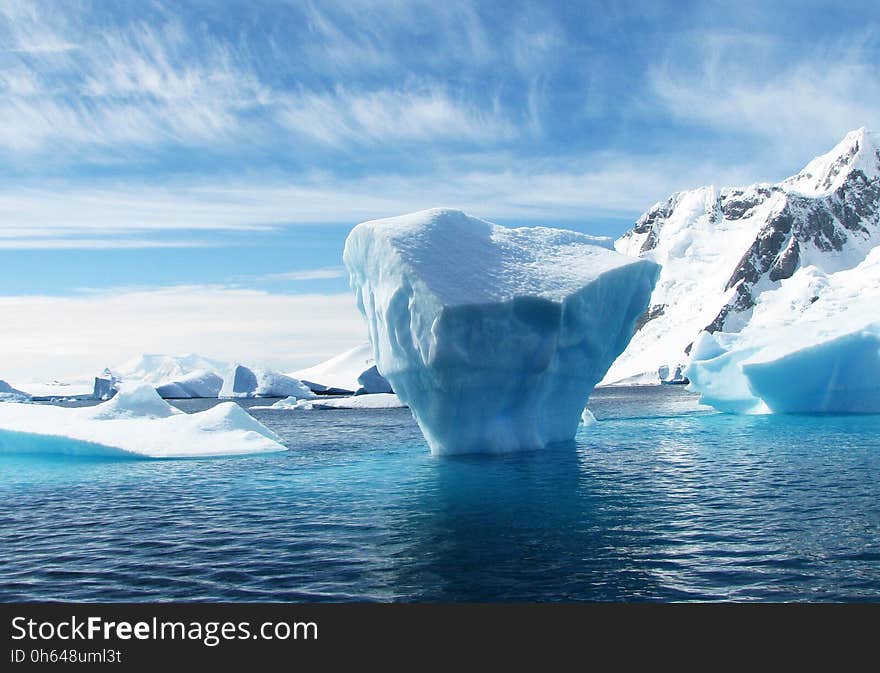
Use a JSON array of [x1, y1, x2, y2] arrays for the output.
[[1, 387, 879, 602]]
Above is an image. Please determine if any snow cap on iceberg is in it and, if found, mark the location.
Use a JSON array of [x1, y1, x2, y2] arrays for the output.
[[344, 208, 659, 455]]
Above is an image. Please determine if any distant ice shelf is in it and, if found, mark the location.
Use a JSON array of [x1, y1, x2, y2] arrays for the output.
[[253, 393, 405, 410], [0, 383, 287, 458]]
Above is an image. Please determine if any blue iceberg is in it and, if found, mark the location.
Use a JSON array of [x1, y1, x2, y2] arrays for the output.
[[343, 208, 659, 455]]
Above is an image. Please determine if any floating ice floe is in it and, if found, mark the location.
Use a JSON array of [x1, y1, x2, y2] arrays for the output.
[[0, 383, 286, 458], [253, 393, 405, 410], [686, 248, 880, 414], [219, 364, 316, 399], [344, 208, 659, 454]]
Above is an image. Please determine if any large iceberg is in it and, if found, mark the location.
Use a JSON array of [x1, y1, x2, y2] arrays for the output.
[[686, 247, 880, 414], [0, 383, 286, 458], [343, 208, 659, 454], [292, 342, 392, 394], [219, 364, 315, 399]]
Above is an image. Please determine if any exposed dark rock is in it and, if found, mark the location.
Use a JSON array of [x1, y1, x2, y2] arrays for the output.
[[633, 303, 665, 333]]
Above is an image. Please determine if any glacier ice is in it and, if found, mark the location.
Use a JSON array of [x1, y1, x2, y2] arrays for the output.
[[93, 368, 121, 400], [356, 365, 393, 395], [99, 353, 229, 400], [254, 393, 405, 411], [292, 342, 392, 394], [686, 247, 880, 414], [581, 408, 596, 425], [155, 369, 224, 399], [219, 364, 315, 399], [606, 127, 880, 385], [343, 208, 659, 454], [0, 383, 286, 458]]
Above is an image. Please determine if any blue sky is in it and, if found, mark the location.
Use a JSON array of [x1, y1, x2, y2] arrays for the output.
[[1, 0, 878, 379]]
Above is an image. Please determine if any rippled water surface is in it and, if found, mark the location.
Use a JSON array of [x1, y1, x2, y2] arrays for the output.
[[2, 387, 879, 602]]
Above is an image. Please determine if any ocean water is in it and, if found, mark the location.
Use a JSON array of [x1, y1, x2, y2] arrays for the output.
[[1, 386, 879, 602]]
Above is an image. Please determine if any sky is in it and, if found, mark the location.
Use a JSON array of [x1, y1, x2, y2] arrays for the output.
[[1, 0, 879, 381]]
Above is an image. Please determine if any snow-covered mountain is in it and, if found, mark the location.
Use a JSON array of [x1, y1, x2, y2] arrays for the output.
[[604, 127, 880, 384]]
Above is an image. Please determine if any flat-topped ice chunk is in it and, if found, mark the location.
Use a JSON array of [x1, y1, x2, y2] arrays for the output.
[[220, 364, 315, 399], [743, 327, 880, 413], [343, 208, 659, 454], [687, 325, 880, 414], [0, 383, 286, 458]]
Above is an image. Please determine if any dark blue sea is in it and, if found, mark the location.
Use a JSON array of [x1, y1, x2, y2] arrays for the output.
[[1, 386, 879, 602]]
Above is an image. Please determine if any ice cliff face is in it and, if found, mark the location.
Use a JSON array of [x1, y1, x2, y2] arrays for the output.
[[606, 128, 880, 384], [344, 208, 659, 455]]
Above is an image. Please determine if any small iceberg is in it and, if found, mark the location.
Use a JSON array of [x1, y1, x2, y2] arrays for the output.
[[0, 383, 286, 458], [0, 380, 31, 403], [220, 364, 316, 399], [253, 393, 406, 410]]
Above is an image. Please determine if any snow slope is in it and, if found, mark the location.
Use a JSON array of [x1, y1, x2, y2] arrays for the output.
[[291, 342, 391, 394], [112, 353, 229, 385], [344, 208, 658, 454], [606, 128, 880, 384], [8, 379, 94, 399], [0, 383, 286, 458]]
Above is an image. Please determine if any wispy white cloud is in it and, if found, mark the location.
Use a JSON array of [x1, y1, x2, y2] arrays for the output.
[[0, 1, 516, 158], [0, 237, 215, 250], [0, 151, 767, 245], [648, 30, 880, 163], [256, 266, 347, 281], [277, 87, 514, 147], [0, 285, 366, 381]]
